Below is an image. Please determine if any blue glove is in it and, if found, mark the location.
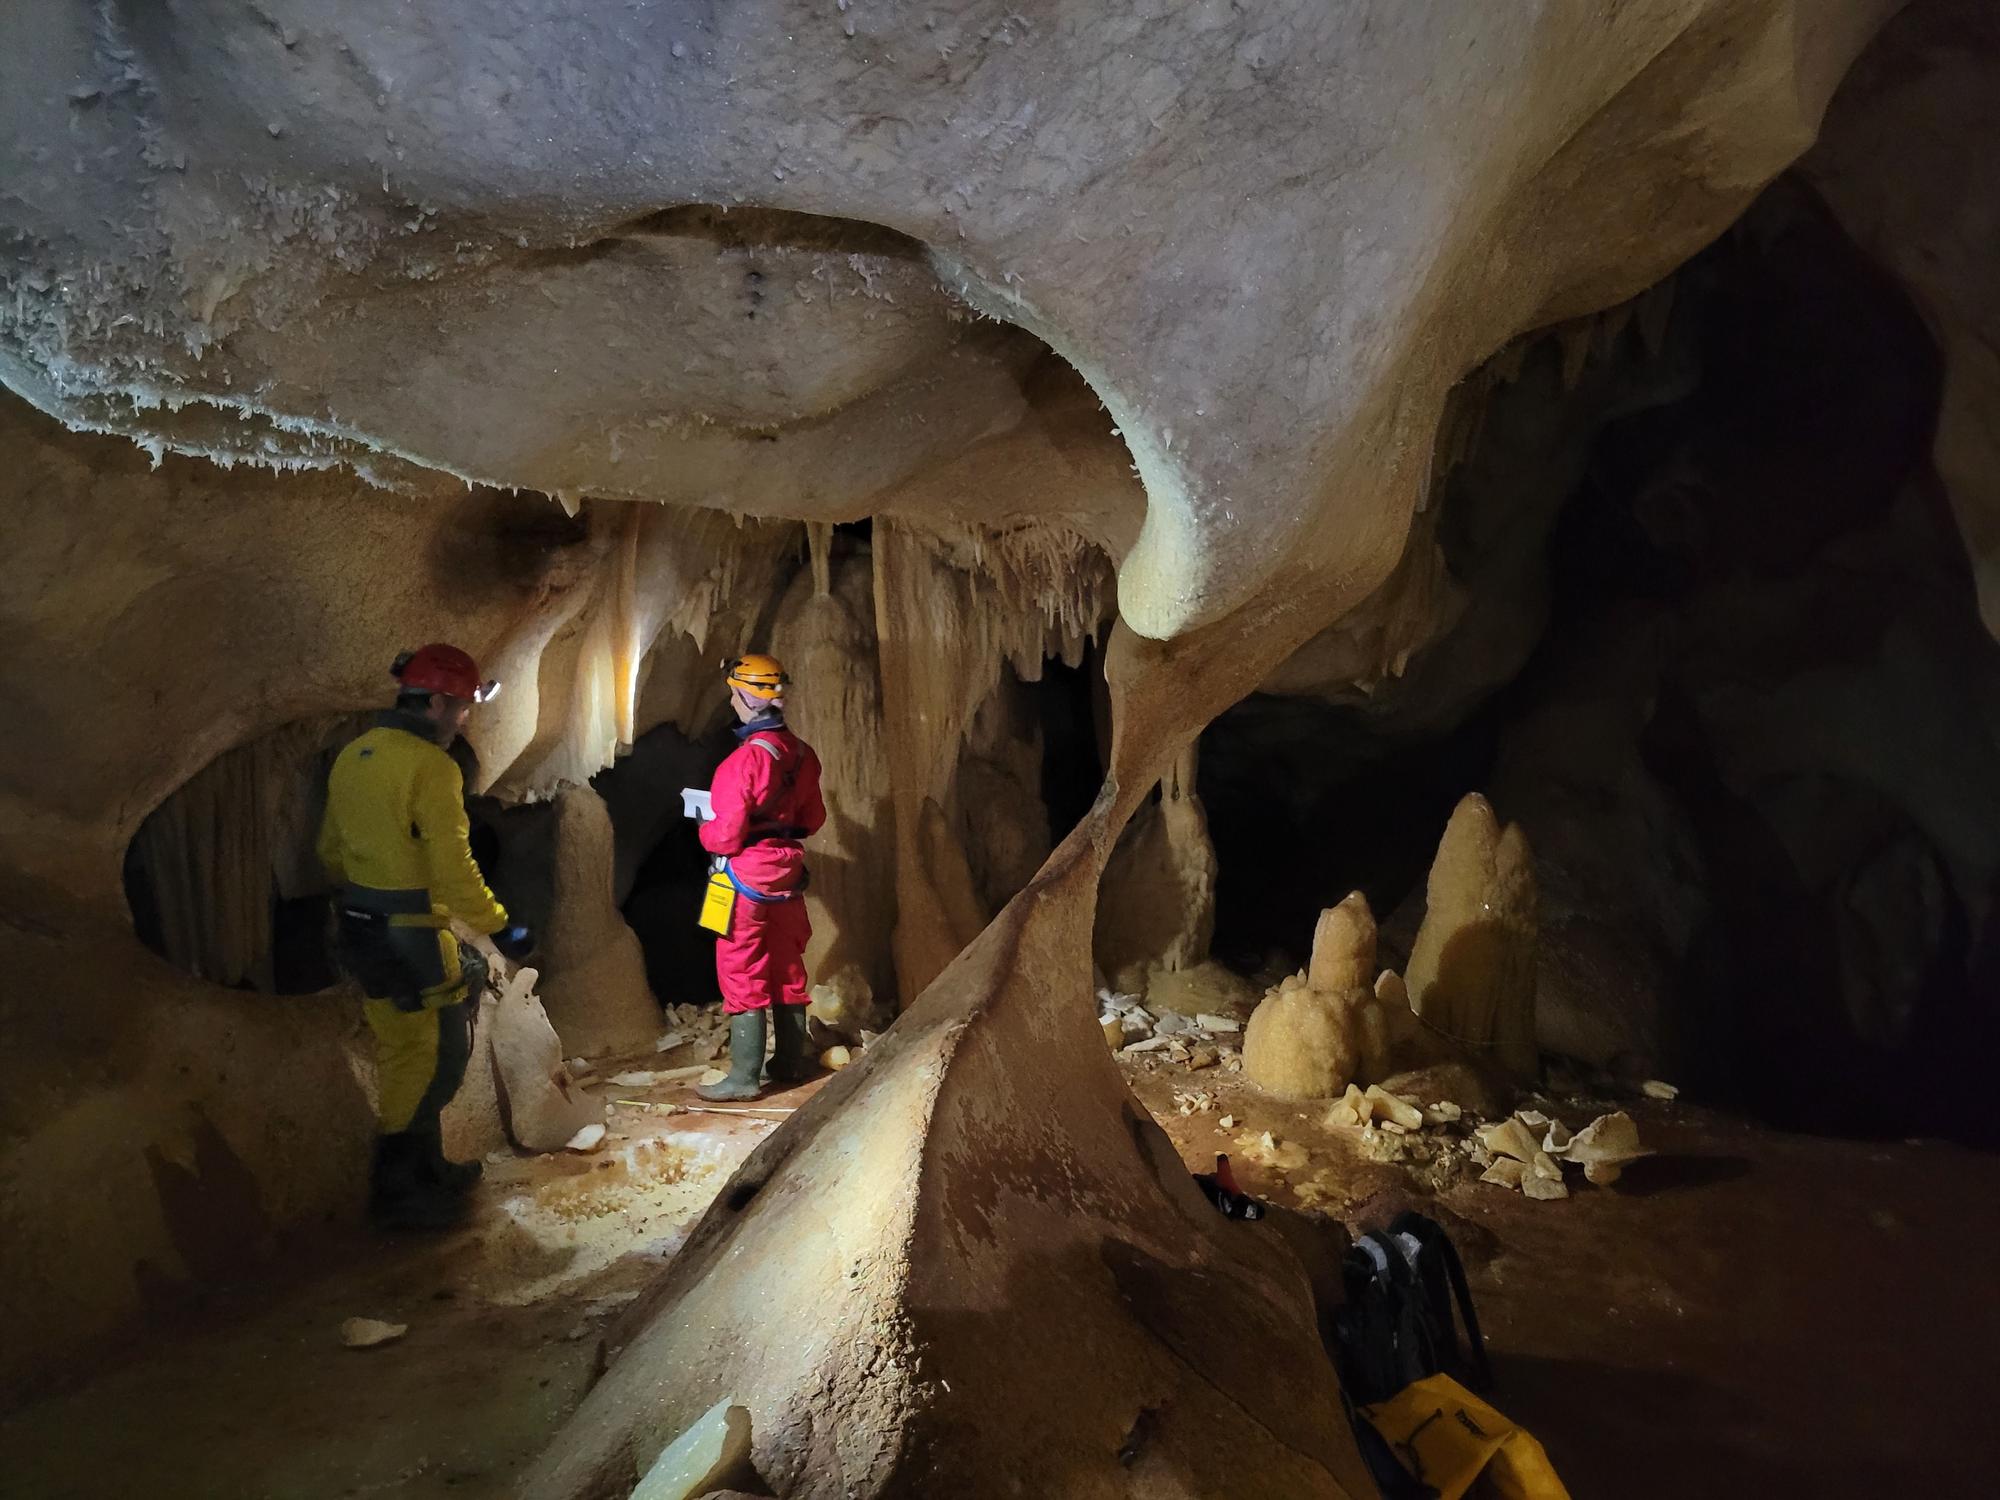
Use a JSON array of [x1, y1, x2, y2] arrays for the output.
[[493, 924, 536, 962]]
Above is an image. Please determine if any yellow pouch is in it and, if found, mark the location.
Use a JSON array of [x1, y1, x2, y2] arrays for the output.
[[697, 870, 737, 934], [1360, 1374, 1571, 1500]]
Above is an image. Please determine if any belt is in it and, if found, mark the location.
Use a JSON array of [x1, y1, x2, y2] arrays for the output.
[[338, 884, 440, 925]]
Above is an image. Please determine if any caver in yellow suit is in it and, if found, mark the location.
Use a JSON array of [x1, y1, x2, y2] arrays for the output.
[[316, 645, 531, 1229]]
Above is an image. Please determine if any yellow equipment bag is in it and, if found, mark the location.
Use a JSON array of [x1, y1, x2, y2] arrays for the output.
[[697, 870, 737, 934], [1359, 1374, 1571, 1500]]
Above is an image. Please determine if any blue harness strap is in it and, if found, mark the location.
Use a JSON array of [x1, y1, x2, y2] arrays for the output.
[[721, 859, 796, 904]]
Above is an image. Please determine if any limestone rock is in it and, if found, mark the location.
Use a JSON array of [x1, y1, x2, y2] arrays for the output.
[[1139, 961, 1263, 1024], [1405, 795, 1541, 1081], [340, 1317, 407, 1349], [1565, 1111, 1651, 1186], [1095, 744, 1219, 985], [524, 846, 1375, 1499], [535, 786, 665, 1057], [632, 1400, 754, 1500], [0, 0, 1908, 1451], [1361, 1086, 1424, 1132], [1477, 1117, 1543, 1165], [1308, 893, 1378, 994], [806, 966, 887, 1044], [1243, 974, 1362, 1102], [490, 967, 602, 1153]]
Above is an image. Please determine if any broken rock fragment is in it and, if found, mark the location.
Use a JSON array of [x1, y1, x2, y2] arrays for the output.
[[492, 967, 603, 1152], [632, 1399, 754, 1500], [339, 1317, 407, 1349], [1476, 1117, 1542, 1165], [1565, 1111, 1651, 1186], [1362, 1085, 1424, 1131], [565, 1123, 608, 1153]]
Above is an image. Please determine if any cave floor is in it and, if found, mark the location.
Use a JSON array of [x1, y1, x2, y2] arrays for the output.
[[1122, 1055, 2000, 1499], [0, 1061, 809, 1500], [3, 1053, 1996, 1499]]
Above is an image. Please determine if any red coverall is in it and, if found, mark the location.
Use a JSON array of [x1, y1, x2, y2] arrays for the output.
[[699, 721, 826, 1014]]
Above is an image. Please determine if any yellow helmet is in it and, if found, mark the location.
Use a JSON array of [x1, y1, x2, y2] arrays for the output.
[[724, 653, 789, 700]]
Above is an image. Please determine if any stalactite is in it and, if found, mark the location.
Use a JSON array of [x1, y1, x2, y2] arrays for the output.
[[487, 504, 801, 797], [873, 514, 1116, 999], [769, 545, 898, 1008]]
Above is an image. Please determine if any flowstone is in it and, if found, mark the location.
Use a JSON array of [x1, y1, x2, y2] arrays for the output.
[[519, 823, 1375, 1500]]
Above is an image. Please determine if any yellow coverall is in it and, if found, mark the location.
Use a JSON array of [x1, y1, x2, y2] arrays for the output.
[[316, 715, 509, 1134]]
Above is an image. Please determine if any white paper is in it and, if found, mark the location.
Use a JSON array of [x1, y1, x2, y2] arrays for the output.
[[679, 788, 713, 821]]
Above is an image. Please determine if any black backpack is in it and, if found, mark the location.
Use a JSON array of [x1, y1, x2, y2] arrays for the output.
[[1332, 1211, 1491, 1407]]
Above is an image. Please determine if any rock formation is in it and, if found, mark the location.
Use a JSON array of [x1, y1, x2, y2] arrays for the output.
[[1094, 743, 1219, 992], [0, 0, 1926, 1478], [532, 786, 663, 1058], [768, 534, 897, 1008], [1404, 795, 1541, 1082], [1805, 0, 2000, 641], [1243, 892, 1415, 1101]]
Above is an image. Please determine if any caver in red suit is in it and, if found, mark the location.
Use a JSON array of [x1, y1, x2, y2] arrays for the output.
[[697, 654, 826, 1101]]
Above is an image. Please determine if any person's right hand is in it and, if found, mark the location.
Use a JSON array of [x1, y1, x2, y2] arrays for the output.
[[494, 924, 536, 962]]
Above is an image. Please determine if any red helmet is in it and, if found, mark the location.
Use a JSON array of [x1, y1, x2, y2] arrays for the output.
[[391, 644, 500, 703]]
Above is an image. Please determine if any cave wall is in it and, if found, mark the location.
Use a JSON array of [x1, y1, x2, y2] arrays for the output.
[[1204, 161, 2000, 1140], [0, 0, 1934, 1481], [1804, 0, 2000, 641]]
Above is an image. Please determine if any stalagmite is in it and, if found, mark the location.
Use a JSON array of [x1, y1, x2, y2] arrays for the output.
[[1243, 893, 1409, 1100], [1405, 794, 1542, 1080], [1243, 972, 1365, 1102], [1308, 893, 1379, 994], [770, 543, 898, 1009], [1095, 742, 1220, 991], [533, 785, 662, 1057]]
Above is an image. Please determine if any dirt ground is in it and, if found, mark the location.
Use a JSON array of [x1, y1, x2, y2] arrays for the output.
[[1121, 1053, 2000, 1499], [3, 1046, 1997, 1499], [0, 1056, 806, 1500]]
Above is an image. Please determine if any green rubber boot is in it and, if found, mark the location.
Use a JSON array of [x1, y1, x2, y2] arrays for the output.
[[697, 1010, 768, 1102], [766, 1003, 817, 1085]]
